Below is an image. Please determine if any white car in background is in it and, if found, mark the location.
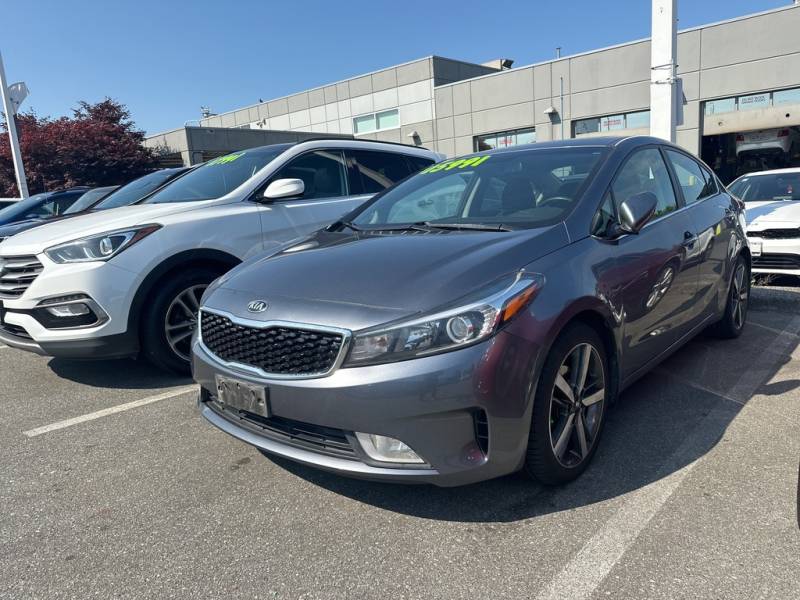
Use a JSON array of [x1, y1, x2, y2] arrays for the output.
[[0, 139, 440, 372], [735, 127, 800, 161], [729, 167, 800, 276]]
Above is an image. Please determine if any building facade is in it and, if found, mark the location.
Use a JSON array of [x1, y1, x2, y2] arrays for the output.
[[146, 4, 800, 182]]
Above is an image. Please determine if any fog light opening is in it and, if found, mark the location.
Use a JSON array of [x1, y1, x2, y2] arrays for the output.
[[355, 432, 425, 464], [44, 303, 92, 318]]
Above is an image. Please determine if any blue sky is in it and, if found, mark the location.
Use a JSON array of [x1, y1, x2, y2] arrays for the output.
[[2, 0, 789, 134]]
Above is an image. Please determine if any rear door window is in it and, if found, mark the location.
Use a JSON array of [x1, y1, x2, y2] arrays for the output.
[[346, 150, 415, 194], [665, 150, 716, 204], [405, 155, 437, 174]]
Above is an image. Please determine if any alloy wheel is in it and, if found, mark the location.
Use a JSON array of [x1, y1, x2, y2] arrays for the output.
[[164, 284, 206, 362], [548, 343, 606, 468], [731, 263, 748, 330]]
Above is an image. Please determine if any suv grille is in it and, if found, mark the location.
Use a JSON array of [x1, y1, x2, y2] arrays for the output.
[[748, 229, 800, 240], [0, 256, 44, 299], [752, 253, 800, 269], [200, 311, 346, 377]]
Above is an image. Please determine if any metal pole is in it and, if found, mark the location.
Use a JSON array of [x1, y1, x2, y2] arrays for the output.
[[650, 0, 678, 142], [560, 77, 565, 140], [0, 51, 29, 198]]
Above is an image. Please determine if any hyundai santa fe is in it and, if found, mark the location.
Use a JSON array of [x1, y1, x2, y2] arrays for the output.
[[0, 140, 440, 372], [193, 136, 750, 487]]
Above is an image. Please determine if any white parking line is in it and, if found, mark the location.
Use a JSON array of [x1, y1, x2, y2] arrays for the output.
[[535, 315, 800, 600], [748, 320, 800, 339], [23, 385, 197, 438]]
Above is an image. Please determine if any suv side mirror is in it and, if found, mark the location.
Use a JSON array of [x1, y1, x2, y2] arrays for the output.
[[263, 178, 305, 201], [618, 191, 658, 234]]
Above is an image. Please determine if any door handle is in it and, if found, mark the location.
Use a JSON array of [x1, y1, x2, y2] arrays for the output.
[[682, 231, 698, 248]]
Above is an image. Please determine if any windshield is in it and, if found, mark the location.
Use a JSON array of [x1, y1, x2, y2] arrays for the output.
[[143, 145, 290, 204], [63, 187, 117, 214], [0, 192, 52, 220], [93, 169, 185, 210], [729, 172, 800, 202], [351, 147, 606, 230]]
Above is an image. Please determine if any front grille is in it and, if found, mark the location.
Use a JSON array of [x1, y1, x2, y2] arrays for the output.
[[0, 255, 43, 299], [208, 395, 356, 460], [748, 229, 800, 240], [752, 253, 800, 269], [200, 311, 346, 377]]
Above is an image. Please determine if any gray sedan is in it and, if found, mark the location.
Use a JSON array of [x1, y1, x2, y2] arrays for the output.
[[192, 136, 750, 487]]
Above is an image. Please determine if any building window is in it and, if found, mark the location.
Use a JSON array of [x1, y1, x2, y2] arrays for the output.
[[353, 109, 399, 135], [573, 110, 650, 137], [703, 86, 800, 116], [474, 127, 536, 151]]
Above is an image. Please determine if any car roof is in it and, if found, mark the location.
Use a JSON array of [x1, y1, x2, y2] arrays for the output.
[[226, 139, 439, 159], [449, 135, 676, 160]]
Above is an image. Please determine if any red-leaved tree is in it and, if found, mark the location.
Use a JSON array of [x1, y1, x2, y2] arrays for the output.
[[0, 99, 157, 196]]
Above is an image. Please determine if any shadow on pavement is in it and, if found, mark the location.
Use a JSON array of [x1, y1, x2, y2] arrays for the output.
[[263, 293, 799, 523], [47, 357, 190, 390]]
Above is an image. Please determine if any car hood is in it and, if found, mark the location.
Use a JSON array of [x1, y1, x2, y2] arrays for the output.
[[0, 218, 48, 239], [204, 225, 569, 331], [746, 201, 800, 228], [0, 202, 209, 255]]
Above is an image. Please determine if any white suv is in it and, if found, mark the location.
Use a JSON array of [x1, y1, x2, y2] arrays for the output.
[[0, 140, 440, 372]]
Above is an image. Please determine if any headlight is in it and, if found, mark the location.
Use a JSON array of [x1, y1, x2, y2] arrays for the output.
[[45, 225, 161, 264], [343, 272, 544, 367]]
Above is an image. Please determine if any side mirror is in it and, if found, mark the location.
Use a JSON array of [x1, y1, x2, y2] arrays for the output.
[[618, 191, 658, 234], [263, 178, 305, 201]]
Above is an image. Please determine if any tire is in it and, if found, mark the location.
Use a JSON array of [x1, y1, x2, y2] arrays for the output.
[[140, 267, 222, 374], [524, 323, 610, 485], [708, 255, 750, 339]]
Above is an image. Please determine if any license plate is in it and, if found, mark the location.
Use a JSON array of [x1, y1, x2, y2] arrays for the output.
[[215, 375, 269, 417], [750, 239, 763, 257]]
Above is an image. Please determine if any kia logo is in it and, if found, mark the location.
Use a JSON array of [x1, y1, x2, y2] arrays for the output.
[[247, 300, 269, 313]]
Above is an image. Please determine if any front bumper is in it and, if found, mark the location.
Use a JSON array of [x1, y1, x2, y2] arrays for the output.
[[747, 235, 800, 276], [193, 331, 539, 487], [0, 256, 140, 358]]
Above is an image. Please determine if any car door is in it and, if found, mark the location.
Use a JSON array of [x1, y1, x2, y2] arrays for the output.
[[257, 149, 353, 251], [663, 149, 736, 319], [601, 147, 700, 379]]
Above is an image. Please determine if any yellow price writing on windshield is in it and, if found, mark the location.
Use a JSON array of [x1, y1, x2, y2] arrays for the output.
[[421, 155, 491, 174], [207, 152, 245, 166]]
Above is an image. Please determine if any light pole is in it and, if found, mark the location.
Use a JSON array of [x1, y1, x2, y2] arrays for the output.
[[0, 51, 29, 198], [650, 0, 679, 142]]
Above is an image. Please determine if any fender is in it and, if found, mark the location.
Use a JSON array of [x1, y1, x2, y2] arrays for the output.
[[127, 248, 241, 335]]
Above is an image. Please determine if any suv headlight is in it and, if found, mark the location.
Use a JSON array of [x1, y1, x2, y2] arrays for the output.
[[343, 272, 544, 367], [45, 225, 161, 264]]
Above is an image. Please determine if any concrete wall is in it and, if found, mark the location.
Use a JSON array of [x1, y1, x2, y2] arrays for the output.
[[195, 57, 497, 152], [144, 127, 351, 166], [433, 4, 800, 158], [147, 5, 800, 164]]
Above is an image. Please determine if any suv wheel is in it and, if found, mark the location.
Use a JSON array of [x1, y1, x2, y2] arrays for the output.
[[524, 323, 609, 485], [140, 267, 221, 374]]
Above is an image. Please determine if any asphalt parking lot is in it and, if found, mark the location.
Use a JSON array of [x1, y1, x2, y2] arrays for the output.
[[2, 285, 800, 600]]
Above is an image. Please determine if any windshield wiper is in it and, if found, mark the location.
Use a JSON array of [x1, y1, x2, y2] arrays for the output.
[[333, 220, 513, 233], [422, 222, 515, 232], [334, 220, 363, 232], [335, 220, 433, 233]]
